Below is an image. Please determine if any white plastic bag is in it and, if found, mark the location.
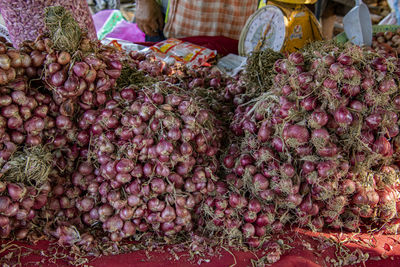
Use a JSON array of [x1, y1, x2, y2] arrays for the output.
[[379, 0, 400, 25], [216, 54, 247, 77], [379, 13, 397, 25]]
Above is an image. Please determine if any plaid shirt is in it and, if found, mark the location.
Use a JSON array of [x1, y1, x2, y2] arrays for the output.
[[164, 0, 259, 40]]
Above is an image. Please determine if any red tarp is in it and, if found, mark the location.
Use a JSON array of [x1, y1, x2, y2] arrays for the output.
[[2, 228, 400, 266]]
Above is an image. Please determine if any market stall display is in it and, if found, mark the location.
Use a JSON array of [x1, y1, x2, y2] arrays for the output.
[[1, 3, 400, 267]]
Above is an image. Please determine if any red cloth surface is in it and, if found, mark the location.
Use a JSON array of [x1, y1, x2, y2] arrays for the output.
[[2, 228, 400, 266], [135, 36, 239, 56]]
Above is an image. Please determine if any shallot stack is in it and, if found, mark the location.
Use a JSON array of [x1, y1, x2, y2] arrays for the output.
[[69, 84, 223, 241], [214, 43, 400, 246], [20, 35, 123, 113], [0, 179, 51, 239], [0, 43, 76, 239], [0, 6, 123, 240]]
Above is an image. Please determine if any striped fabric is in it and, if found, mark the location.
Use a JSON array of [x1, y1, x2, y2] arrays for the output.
[[163, 0, 258, 40]]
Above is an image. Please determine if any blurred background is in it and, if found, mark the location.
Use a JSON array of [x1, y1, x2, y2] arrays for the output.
[[0, 0, 393, 41]]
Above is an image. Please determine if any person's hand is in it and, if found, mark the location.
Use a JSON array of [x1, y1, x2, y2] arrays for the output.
[[136, 0, 164, 36]]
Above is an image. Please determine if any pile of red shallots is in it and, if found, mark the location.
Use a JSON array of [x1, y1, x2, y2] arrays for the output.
[[0, 179, 51, 239], [55, 84, 223, 244], [0, 27, 230, 252], [0, 30, 123, 242], [0, 95, 54, 241], [0, 40, 61, 239], [129, 50, 229, 91], [210, 43, 400, 246], [5, 8, 400, 260], [127, 50, 234, 122], [19, 35, 123, 114]]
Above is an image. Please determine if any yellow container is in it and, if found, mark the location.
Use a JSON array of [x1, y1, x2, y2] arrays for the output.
[[259, 0, 317, 7], [242, 0, 322, 55], [271, 2, 322, 52], [273, 0, 318, 4]]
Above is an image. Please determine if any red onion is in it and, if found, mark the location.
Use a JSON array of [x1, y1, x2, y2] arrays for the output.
[[148, 198, 166, 212], [76, 198, 94, 212], [329, 63, 343, 76], [248, 199, 261, 213], [0, 215, 9, 227], [317, 142, 338, 157], [300, 97, 317, 111], [288, 52, 304, 65], [56, 115, 72, 130], [156, 140, 174, 156], [104, 216, 124, 232], [349, 100, 364, 112], [338, 54, 353, 65], [1, 104, 19, 118], [3, 202, 18, 217], [0, 196, 11, 212], [161, 205, 176, 223], [334, 106, 353, 126], [57, 51, 71, 65], [281, 84, 292, 95], [99, 204, 114, 221], [365, 113, 382, 130], [373, 136, 392, 156], [32, 194, 47, 209], [242, 223, 255, 238], [244, 210, 257, 223], [0, 95, 12, 107], [73, 62, 89, 77], [118, 206, 133, 221], [311, 127, 329, 141], [240, 154, 254, 167], [51, 71, 66, 87], [11, 91, 27, 106], [287, 194, 303, 206], [228, 193, 241, 208], [323, 78, 337, 89], [252, 173, 269, 191], [7, 183, 25, 201], [271, 137, 283, 152], [280, 163, 295, 178], [361, 77, 374, 90], [257, 123, 271, 142], [6, 115, 22, 129], [379, 79, 396, 93], [342, 84, 360, 97], [150, 178, 166, 194], [115, 159, 134, 174], [283, 124, 309, 145], [122, 221, 136, 237], [271, 221, 283, 233]]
